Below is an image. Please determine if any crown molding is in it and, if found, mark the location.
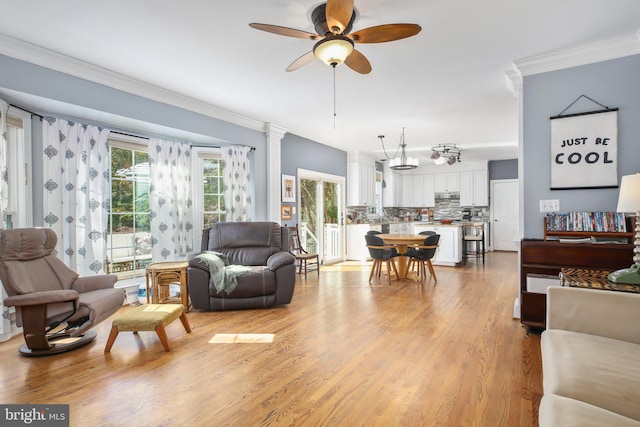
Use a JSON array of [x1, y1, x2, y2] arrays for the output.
[[0, 32, 266, 133], [504, 68, 523, 96], [512, 31, 640, 77]]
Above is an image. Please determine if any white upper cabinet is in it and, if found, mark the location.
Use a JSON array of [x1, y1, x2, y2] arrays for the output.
[[382, 164, 397, 207], [422, 174, 436, 207], [347, 152, 376, 206], [383, 168, 436, 208], [459, 170, 488, 206], [434, 173, 460, 193]]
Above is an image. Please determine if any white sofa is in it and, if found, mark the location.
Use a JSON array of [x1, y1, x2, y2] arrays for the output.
[[540, 286, 640, 426]]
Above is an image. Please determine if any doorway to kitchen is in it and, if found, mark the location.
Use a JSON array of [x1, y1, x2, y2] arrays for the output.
[[298, 169, 345, 265]]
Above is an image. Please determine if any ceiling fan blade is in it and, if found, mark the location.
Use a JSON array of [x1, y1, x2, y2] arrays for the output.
[[249, 23, 320, 40], [286, 51, 316, 72], [350, 24, 422, 43], [344, 49, 372, 74], [326, 0, 354, 34]]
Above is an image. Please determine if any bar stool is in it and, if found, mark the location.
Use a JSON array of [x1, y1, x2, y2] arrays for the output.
[[462, 223, 485, 265]]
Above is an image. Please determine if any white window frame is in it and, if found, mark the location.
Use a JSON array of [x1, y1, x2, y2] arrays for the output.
[[107, 133, 150, 279], [191, 146, 224, 251], [4, 107, 32, 229]]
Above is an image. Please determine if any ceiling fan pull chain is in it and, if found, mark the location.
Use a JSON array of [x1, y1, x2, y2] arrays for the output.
[[333, 65, 337, 129]]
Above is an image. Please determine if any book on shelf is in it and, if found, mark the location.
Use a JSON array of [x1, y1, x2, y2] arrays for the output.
[[545, 212, 627, 233]]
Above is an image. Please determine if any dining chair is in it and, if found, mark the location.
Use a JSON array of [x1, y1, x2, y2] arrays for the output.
[[288, 224, 320, 279], [365, 234, 400, 285], [405, 234, 440, 283]]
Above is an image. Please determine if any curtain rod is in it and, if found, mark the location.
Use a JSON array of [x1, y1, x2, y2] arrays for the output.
[[8, 103, 45, 119]]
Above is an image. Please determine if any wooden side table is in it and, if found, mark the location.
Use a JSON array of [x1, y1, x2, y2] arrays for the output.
[[560, 267, 640, 294], [145, 261, 190, 311]]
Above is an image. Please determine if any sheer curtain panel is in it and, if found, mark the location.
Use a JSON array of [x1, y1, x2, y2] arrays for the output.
[[148, 138, 193, 261], [0, 99, 9, 341], [222, 145, 254, 222], [42, 118, 111, 275]]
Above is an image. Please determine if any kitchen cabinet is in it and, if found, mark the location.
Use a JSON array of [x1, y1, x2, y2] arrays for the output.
[[434, 173, 459, 193], [347, 152, 376, 206], [346, 224, 372, 261], [459, 170, 488, 206], [412, 175, 424, 207], [399, 174, 414, 207], [389, 222, 411, 234], [422, 174, 436, 207], [383, 169, 435, 208], [382, 164, 398, 207], [412, 224, 462, 266]]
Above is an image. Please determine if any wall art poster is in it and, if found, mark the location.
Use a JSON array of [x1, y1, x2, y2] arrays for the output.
[[281, 174, 296, 202], [550, 110, 618, 190]]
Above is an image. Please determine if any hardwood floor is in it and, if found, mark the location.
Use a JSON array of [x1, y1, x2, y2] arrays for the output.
[[0, 251, 542, 426]]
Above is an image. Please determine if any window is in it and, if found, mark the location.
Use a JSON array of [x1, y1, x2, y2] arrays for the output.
[[3, 108, 32, 229], [106, 137, 151, 279], [203, 155, 226, 227], [192, 149, 226, 248]]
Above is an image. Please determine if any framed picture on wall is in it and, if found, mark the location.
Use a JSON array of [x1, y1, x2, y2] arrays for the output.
[[282, 174, 296, 202], [281, 205, 293, 220]]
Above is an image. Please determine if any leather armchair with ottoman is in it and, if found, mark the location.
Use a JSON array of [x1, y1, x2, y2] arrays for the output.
[[187, 222, 296, 311], [0, 228, 124, 356]]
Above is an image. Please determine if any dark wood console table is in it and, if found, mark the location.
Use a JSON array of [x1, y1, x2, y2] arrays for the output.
[[519, 239, 634, 332]]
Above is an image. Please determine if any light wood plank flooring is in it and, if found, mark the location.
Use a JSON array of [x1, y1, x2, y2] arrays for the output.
[[0, 251, 542, 426]]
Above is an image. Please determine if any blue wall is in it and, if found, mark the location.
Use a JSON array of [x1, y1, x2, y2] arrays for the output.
[[523, 54, 640, 238], [281, 133, 348, 225], [0, 54, 347, 223], [489, 159, 518, 180]]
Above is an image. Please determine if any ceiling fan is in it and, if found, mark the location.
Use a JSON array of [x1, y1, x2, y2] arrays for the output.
[[249, 0, 421, 74]]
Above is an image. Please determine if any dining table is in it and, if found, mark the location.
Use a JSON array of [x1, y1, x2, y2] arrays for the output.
[[377, 233, 426, 279]]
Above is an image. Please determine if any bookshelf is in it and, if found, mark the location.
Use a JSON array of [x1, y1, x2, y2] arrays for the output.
[[543, 213, 635, 243]]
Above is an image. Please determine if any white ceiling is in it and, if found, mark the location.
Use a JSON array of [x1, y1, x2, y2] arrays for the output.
[[1, 1, 640, 165]]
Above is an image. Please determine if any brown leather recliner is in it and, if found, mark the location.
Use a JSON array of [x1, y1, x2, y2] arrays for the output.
[[187, 222, 296, 310], [0, 228, 124, 356]]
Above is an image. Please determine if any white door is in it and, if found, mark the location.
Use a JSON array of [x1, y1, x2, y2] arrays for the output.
[[491, 180, 519, 251]]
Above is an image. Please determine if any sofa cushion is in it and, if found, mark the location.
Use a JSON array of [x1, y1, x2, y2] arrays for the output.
[[539, 394, 640, 427], [542, 329, 640, 421], [208, 266, 276, 298]]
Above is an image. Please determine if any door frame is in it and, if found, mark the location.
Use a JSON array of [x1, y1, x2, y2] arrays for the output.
[[297, 168, 346, 265]]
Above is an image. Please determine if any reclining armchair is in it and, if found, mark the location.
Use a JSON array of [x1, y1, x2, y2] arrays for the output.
[[187, 222, 296, 310], [0, 228, 124, 356]]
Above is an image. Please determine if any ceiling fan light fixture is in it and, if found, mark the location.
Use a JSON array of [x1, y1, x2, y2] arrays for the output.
[[313, 36, 354, 67]]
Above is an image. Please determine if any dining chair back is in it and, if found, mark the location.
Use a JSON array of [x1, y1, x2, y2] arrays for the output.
[[406, 234, 440, 283], [364, 234, 399, 284]]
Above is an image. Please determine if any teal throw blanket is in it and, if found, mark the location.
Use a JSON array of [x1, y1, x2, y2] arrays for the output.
[[195, 251, 252, 295]]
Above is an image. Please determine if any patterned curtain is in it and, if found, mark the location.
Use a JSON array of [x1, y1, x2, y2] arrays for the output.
[[0, 99, 8, 229], [222, 145, 253, 222], [42, 118, 111, 275], [148, 138, 193, 261], [0, 99, 10, 342]]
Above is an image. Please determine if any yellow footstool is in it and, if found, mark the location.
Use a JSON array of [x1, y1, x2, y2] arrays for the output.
[[104, 304, 191, 352]]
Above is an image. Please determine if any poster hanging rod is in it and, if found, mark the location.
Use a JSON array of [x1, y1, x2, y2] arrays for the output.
[[552, 94, 617, 119]]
